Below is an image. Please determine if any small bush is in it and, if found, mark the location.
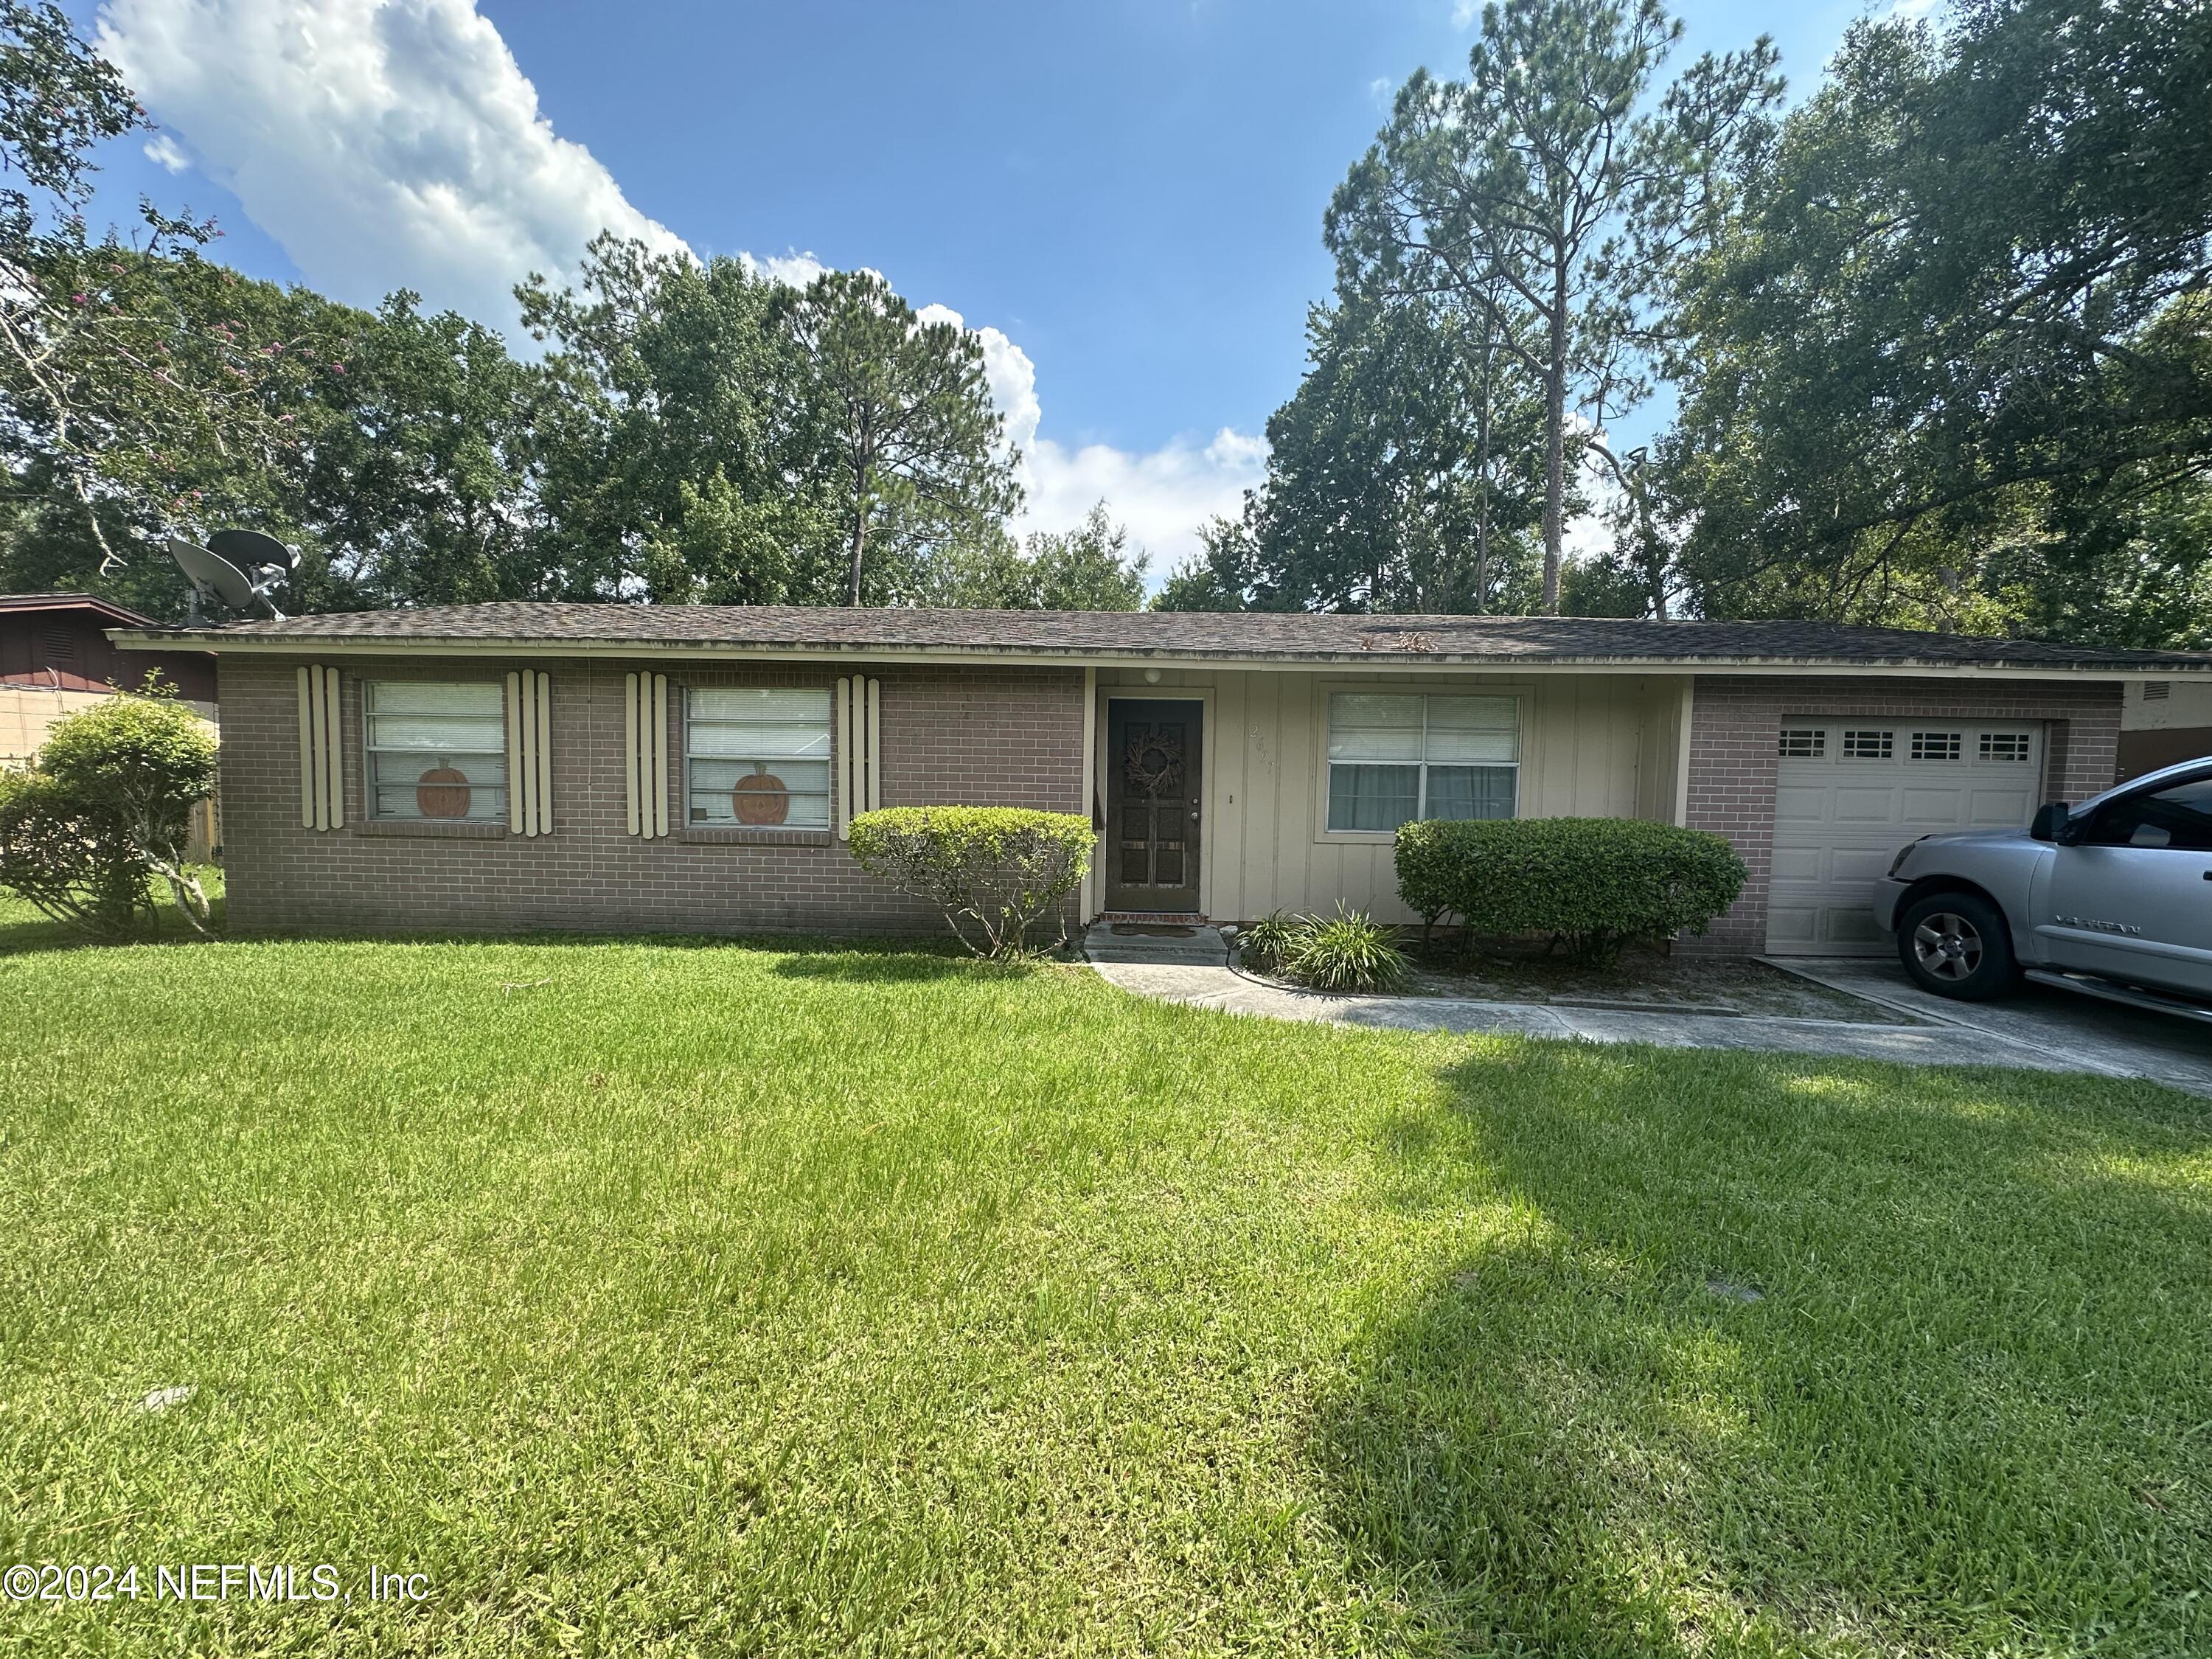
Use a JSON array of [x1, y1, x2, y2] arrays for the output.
[[0, 682, 218, 937], [1239, 905, 1408, 992], [1284, 905, 1410, 992], [1395, 815, 1747, 966], [848, 806, 1094, 958], [1237, 909, 1306, 975]]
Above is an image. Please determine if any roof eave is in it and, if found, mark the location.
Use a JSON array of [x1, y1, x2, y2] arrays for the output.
[[103, 627, 2212, 677]]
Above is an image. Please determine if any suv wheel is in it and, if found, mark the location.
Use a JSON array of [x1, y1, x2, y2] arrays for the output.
[[1896, 891, 2017, 1001]]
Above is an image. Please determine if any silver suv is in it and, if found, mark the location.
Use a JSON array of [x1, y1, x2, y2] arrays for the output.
[[1873, 756, 2212, 1014]]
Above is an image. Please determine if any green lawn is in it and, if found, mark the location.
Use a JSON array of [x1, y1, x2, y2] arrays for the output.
[[1, 908, 2208, 1656]]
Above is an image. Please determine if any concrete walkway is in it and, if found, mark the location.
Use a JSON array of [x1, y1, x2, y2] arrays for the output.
[[1081, 925, 2212, 1094]]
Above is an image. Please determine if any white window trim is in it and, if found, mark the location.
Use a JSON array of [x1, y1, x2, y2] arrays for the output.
[[681, 684, 836, 832], [361, 678, 510, 824], [1312, 682, 1526, 844]]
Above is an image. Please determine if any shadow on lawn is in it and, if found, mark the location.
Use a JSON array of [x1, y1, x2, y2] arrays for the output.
[[0, 894, 227, 957], [1318, 1043, 2212, 1656]]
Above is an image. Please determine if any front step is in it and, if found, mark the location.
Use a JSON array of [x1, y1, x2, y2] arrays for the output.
[[1080, 919, 1233, 966], [2024, 969, 2212, 1025]]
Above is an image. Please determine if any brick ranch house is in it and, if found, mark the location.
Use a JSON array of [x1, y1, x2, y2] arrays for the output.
[[111, 603, 2212, 956]]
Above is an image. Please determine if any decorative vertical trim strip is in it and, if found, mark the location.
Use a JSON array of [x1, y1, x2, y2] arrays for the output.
[[533, 670, 553, 837], [506, 672, 526, 834], [623, 672, 642, 836], [835, 677, 855, 838], [298, 664, 343, 831], [649, 674, 669, 838], [864, 676, 882, 813], [504, 669, 555, 835], [320, 666, 344, 830], [297, 667, 316, 830], [624, 672, 670, 839]]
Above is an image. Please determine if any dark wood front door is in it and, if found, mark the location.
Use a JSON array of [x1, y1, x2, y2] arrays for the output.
[[1105, 699, 1203, 913]]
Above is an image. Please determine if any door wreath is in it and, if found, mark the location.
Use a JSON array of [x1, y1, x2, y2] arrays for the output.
[[1122, 729, 1185, 796]]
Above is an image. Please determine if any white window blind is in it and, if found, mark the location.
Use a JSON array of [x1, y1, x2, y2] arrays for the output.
[[1326, 693, 1518, 832], [295, 664, 344, 831], [364, 681, 507, 821], [836, 676, 881, 838], [686, 687, 832, 828]]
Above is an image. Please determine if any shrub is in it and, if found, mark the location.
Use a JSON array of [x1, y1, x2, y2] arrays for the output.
[[1282, 905, 1409, 992], [848, 806, 1094, 958], [0, 768, 149, 936], [0, 682, 219, 936], [1239, 905, 1408, 992], [1237, 909, 1306, 975], [1394, 816, 1747, 966]]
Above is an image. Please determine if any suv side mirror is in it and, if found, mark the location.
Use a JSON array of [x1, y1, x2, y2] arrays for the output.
[[2030, 801, 2070, 842]]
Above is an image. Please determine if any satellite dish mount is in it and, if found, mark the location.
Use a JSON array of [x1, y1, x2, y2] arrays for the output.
[[166, 529, 298, 625]]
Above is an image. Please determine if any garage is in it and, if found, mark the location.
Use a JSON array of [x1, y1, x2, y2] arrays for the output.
[[1764, 719, 2046, 954]]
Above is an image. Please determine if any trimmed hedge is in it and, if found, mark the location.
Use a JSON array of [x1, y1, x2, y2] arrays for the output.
[[1395, 816, 1747, 964], [847, 806, 1093, 958]]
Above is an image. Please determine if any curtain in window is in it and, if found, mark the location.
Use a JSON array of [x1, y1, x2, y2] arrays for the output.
[[1326, 692, 1518, 831]]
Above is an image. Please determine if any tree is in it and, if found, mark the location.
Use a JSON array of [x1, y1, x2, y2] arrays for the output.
[[303, 292, 540, 606], [1259, 293, 1545, 613], [518, 234, 824, 605], [919, 504, 1147, 610], [1326, 0, 1781, 612], [1658, 1, 2212, 642], [787, 269, 1021, 605], [0, 3, 344, 578]]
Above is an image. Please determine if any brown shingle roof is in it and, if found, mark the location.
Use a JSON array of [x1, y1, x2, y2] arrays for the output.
[[111, 602, 2212, 671]]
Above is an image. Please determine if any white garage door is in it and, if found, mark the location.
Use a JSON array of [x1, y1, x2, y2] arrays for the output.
[[1765, 720, 2045, 955]]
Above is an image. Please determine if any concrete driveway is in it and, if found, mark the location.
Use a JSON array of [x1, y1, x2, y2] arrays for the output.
[[1770, 956, 2212, 1096]]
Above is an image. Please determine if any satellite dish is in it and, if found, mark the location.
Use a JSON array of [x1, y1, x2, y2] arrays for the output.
[[167, 535, 286, 625], [209, 528, 299, 577]]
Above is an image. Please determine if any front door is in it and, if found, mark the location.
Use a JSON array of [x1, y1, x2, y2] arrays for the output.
[[1105, 699, 1202, 913]]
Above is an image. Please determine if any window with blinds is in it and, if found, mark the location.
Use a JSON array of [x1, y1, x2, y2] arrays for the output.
[[686, 688, 832, 827], [1326, 693, 1518, 832], [364, 681, 507, 821]]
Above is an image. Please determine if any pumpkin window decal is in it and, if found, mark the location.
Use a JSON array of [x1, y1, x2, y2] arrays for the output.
[[416, 759, 472, 818], [732, 761, 790, 825]]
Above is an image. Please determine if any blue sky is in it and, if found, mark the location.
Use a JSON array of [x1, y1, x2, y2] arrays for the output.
[[74, 0, 1910, 570]]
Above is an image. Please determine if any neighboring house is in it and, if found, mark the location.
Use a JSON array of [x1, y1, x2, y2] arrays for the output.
[[109, 603, 2212, 956], [2118, 676, 2212, 783], [1, 593, 218, 764]]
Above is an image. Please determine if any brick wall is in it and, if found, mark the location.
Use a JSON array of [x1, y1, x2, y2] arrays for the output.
[[1680, 674, 2121, 953], [219, 655, 1088, 938]]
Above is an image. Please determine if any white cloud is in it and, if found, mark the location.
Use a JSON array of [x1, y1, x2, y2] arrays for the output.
[[742, 249, 830, 289], [913, 303, 1262, 575], [1452, 0, 1480, 27], [1022, 428, 1265, 577], [142, 131, 189, 173], [97, 0, 687, 330]]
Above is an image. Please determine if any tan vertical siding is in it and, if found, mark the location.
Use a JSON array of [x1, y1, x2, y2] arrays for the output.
[[1094, 667, 1658, 922]]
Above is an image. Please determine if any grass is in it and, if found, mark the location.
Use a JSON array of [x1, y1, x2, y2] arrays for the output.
[[1, 904, 2208, 1655]]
